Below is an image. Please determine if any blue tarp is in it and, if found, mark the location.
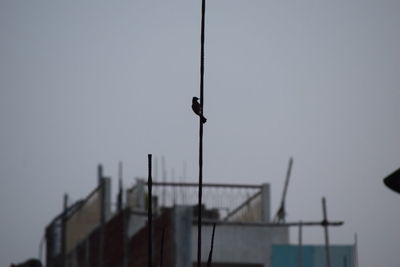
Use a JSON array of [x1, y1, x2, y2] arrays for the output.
[[272, 244, 355, 267]]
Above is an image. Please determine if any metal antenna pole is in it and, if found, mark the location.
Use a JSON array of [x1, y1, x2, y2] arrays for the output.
[[197, 0, 206, 267], [322, 197, 331, 267], [148, 154, 153, 267]]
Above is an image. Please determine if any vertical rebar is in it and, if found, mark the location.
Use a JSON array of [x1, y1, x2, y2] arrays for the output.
[[62, 193, 68, 267], [297, 221, 303, 267], [148, 154, 153, 267], [154, 156, 159, 180], [162, 156, 166, 206], [97, 165, 106, 267], [182, 161, 187, 203], [198, 0, 206, 266], [123, 209, 129, 267], [322, 197, 331, 267], [206, 223, 216, 267], [354, 233, 359, 267], [118, 161, 123, 211], [172, 168, 176, 205]]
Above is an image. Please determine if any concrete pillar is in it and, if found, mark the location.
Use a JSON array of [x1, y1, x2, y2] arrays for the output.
[[103, 177, 112, 221], [173, 206, 193, 267], [261, 183, 270, 222], [136, 179, 146, 210]]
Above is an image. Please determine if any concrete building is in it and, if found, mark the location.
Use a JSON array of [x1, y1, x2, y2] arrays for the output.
[[44, 166, 355, 267]]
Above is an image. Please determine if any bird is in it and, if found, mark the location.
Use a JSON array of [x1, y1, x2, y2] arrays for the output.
[[192, 97, 207, 123]]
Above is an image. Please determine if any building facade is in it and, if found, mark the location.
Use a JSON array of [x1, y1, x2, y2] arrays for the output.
[[45, 167, 354, 267]]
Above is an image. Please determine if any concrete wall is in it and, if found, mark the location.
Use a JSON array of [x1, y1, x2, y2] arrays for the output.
[[127, 211, 174, 267], [64, 177, 114, 255], [192, 224, 289, 267], [126, 179, 145, 211], [186, 182, 286, 267], [261, 184, 270, 222], [127, 212, 147, 238], [65, 192, 101, 254], [173, 206, 193, 267]]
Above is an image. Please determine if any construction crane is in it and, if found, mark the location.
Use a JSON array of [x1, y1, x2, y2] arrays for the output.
[[274, 157, 293, 223]]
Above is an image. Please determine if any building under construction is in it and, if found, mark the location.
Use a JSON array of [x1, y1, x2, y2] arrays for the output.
[[44, 165, 356, 267]]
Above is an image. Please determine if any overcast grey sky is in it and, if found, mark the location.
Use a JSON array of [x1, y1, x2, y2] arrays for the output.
[[1, 1, 400, 266]]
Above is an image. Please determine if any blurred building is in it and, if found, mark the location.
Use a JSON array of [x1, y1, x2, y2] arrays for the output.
[[44, 165, 356, 267]]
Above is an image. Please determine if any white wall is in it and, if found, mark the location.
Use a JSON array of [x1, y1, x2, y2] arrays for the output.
[[192, 224, 289, 267]]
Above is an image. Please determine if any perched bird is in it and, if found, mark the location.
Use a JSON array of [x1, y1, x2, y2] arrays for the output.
[[192, 97, 207, 123]]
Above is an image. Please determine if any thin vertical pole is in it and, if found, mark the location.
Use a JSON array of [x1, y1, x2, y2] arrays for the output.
[[171, 168, 177, 205], [148, 154, 153, 267], [197, 0, 206, 267], [297, 221, 303, 267], [118, 161, 123, 211], [62, 193, 68, 267], [98, 165, 105, 267], [354, 233, 359, 267], [120, 161, 128, 267], [162, 156, 166, 206], [181, 161, 187, 204], [322, 197, 331, 267], [206, 223, 216, 267], [154, 156, 158, 180], [123, 210, 129, 267]]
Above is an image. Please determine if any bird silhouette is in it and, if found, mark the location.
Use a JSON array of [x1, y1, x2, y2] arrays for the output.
[[192, 97, 207, 123]]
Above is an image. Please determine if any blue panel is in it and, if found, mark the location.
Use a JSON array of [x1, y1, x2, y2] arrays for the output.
[[272, 245, 354, 267]]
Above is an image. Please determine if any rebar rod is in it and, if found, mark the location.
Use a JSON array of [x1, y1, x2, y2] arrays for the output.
[[148, 154, 153, 267], [197, 0, 206, 267], [206, 223, 216, 267], [322, 197, 331, 267]]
